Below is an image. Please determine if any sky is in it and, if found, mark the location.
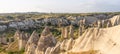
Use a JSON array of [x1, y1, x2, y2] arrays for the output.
[[0, 0, 120, 13]]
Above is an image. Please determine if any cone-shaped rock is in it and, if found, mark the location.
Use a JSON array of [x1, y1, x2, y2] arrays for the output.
[[18, 32, 30, 50], [45, 42, 60, 54], [14, 30, 21, 40], [25, 31, 39, 54], [41, 26, 51, 36], [35, 26, 56, 54]]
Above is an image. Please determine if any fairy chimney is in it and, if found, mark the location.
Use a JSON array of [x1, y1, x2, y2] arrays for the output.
[[35, 26, 56, 54]]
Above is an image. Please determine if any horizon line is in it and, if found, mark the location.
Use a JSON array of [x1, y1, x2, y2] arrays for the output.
[[0, 11, 120, 14]]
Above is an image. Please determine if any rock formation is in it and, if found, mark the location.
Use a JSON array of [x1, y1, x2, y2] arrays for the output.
[[45, 42, 61, 54], [106, 20, 112, 28], [69, 25, 120, 54], [61, 27, 69, 39], [25, 31, 39, 54], [2, 15, 120, 54], [13, 30, 30, 50], [61, 27, 65, 39], [18, 32, 30, 50], [35, 26, 56, 54], [0, 34, 7, 44], [109, 15, 120, 26], [69, 25, 74, 38], [14, 30, 21, 40], [0, 25, 7, 31], [43, 24, 120, 54], [78, 19, 85, 36], [0, 15, 119, 32], [43, 15, 120, 54], [64, 27, 69, 39]]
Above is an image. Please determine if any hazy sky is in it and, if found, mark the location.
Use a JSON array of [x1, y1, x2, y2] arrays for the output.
[[0, 0, 120, 13]]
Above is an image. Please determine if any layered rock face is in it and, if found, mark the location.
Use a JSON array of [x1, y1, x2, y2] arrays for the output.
[[109, 15, 120, 26], [90, 15, 120, 28], [69, 25, 120, 54], [43, 25, 120, 54], [43, 15, 120, 54]]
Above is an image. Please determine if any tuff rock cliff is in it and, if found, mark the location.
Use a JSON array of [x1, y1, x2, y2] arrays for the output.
[[9, 15, 120, 54]]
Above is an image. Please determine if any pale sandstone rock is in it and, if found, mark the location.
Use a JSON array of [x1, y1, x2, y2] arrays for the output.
[[69, 25, 74, 38], [106, 20, 112, 28], [61, 27, 69, 39], [14, 30, 21, 40], [60, 39, 68, 51], [45, 47, 52, 54], [109, 15, 120, 26], [69, 25, 120, 54], [16, 15, 120, 54], [45, 42, 60, 54], [35, 27, 56, 54], [25, 31, 39, 54], [97, 20, 102, 28], [14, 30, 30, 50], [64, 27, 69, 39], [66, 38, 74, 51], [18, 32, 30, 50], [0, 35, 7, 44], [46, 24, 120, 54], [78, 19, 85, 36]]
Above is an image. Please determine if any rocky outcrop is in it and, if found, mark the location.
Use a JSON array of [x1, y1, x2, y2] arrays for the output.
[[61, 27, 69, 39], [44, 38, 74, 54], [3, 15, 120, 54], [43, 15, 120, 54], [0, 25, 7, 31], [9, 19, 35, 29], [60, 38, 74, 51], [13, 30, 30, 50], [68, 25, 120, 54], [25, 31, 39, 54], [109, 15, 120, 26], [18, 32, 30, 50], [78, 19, 85, 36], [14, 30, 21, 40], [94, 15, 120, 28], [35, 26, 56, 54], [19, 26, 57, 54], [45, 42, 61, 54], [69, 25, 74, 38], [64, 27, 69, 39], [0, 15, 119, 32], [44, 24, 120, 54], [0, 34, 7, 44], [0, 15, 99, 31]]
